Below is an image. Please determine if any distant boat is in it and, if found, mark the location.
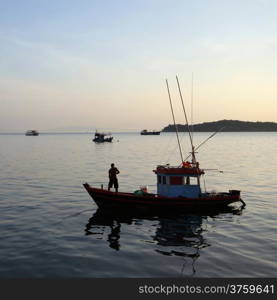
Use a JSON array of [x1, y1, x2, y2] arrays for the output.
[[25, 130, 39, 136], [140, 129, 160, 135], [93, 131, 113, 143]]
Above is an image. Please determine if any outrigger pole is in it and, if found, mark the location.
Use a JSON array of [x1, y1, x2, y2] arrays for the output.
[[166, 79, 184, 163], [183, 127, 225, 162], [176, 75, 197, 165]]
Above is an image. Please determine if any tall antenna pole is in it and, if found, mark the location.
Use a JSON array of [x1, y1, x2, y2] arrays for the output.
[[176, 75, 197, 164], [166, 79, 184, 163], [191, 72, 194, 146], [190, 72, 197, 164]]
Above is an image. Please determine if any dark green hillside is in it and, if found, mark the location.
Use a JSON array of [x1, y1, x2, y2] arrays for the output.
[[162, 120, 277, 132]]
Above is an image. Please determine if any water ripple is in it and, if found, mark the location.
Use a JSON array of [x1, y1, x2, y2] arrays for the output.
[[0, 132, 276, 277]]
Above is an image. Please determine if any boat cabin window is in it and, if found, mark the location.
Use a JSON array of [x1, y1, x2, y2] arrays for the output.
[[185, 177, 198, 185], [158, 175, 162, 184], [169, 176, 183, 185], [158, 176, 168, 185]]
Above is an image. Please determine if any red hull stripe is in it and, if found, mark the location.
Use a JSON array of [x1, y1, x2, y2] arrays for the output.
[[84, 185, 239, 206], [154, 167, 204, 175]]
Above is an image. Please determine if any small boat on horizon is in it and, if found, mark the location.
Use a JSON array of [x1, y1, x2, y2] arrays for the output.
[[25, 130, 39, 136], [92, 131, 113, 143], [140, 129, 160, 135]]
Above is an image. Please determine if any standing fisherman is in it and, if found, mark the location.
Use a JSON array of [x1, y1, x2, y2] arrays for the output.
[[108, 163, 120, 192]]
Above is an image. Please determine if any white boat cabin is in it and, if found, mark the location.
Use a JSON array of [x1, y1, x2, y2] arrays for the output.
[[154, 163, 205, 198]]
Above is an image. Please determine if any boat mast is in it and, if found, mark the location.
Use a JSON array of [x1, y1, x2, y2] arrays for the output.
[[166, 79, 184, 163], [176, 75, 200, 188], [190, 73, 196, 165], [176, 75, 197, 165]]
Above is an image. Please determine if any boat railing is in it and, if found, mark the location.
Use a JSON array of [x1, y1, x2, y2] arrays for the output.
[[156, 163, 199, 169]]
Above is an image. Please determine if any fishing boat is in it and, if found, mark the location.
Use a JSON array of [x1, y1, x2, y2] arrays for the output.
[[84, 76, 245, 211], [140, 129, 160, 135], [83, 182, 242, 211], [92, 131, 113, 143], [25, 130, 39, 136]]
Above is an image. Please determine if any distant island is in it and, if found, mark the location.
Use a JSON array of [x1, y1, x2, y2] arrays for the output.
[[162, 120, 277, 132]]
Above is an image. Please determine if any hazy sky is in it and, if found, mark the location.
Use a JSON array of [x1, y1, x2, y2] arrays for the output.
[[1, 0, 277, 132]]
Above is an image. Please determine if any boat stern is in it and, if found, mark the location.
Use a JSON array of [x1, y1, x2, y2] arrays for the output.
[[229, 189, 241, 198]]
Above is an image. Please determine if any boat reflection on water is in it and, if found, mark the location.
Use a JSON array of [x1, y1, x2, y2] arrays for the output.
[[84, 205, 244, 276], [85, 209, 123, 251]]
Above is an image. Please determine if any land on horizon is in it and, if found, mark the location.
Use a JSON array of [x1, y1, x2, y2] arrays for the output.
[[2, 120, 277, 134], [162, 120, 277, 132]]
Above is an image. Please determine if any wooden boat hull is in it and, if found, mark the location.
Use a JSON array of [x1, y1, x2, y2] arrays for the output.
[[25, 131, 39, 136], [141, 132, 160, 135], [92, 137, 113, 143], [83, 183, 242, 212]]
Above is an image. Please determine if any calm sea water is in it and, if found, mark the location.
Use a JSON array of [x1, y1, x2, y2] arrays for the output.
[[0, 132, 276, 278]]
